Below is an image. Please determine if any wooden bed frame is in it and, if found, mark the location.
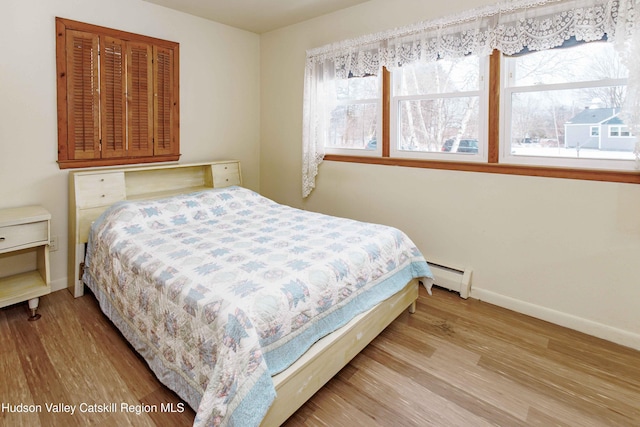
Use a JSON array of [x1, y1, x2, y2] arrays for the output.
[[68, 161, 420, 426]]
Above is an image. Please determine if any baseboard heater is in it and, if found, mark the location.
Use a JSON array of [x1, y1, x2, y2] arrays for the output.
[[427, 261, 472, 299]]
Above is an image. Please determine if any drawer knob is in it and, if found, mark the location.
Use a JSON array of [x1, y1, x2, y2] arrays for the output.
[[101, 194, 106, 198], [0, 237, 5, 242]]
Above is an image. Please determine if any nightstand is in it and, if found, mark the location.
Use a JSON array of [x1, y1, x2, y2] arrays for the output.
[[0, 205, 51, 320]]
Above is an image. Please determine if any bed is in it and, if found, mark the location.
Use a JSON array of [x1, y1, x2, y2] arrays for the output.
[[68, 161, 433, 426]]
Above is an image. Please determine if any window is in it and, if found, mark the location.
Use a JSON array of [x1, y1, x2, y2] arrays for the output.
[[609, 126, 632, 137], [302, 0, 640, 197], [321, 42, 637, 169], [317, 43, 639, 184], [327, 42, 636, 169], [390, 56, 488, 162], [502, 41, 635, 170], [324, 73, 381, 157], [56, 18, 180, 169]]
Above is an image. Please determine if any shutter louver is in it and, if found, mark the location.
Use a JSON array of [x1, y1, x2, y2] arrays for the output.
[[66, 30, 99, 159], [100, 36, 126, 158], [127, 42, 153, 156], [154, 46, 174, 155]]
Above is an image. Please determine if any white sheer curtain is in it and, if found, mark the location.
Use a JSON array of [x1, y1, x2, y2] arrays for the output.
[[302, 0, 639, 197]]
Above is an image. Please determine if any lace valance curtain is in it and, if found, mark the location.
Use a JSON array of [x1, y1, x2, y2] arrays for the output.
[[302, 0, 639, 197]]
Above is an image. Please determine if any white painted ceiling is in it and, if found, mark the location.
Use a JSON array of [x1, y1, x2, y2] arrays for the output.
[[142, 0, 370, 33]]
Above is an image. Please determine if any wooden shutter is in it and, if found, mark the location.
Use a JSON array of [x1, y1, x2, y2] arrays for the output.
[[154, 46, 175, 156], [57, 18, 180, 168], [65, 30, 100, 160], [100, 36, 126, 158], [127, 42, 154, 157]]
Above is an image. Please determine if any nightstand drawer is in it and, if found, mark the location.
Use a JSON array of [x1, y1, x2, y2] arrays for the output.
[[75, 172, 126, 208], [0, 220, 49, 252], [212, 162, 241, 187]]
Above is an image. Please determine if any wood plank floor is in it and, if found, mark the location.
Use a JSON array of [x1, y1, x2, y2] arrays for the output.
[[1, 286, 638, 426]]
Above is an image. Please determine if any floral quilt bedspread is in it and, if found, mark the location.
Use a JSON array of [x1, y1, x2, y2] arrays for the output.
[[84, 186, 432, 426]]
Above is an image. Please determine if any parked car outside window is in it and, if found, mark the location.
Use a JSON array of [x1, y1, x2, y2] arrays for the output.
[[441, 138, 479, 153]]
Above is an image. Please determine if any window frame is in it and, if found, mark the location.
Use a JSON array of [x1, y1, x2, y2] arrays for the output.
[[389, 56, 489, 163], [323, 51, 640, 185], [609, 125, 633, 137], [500, 42, 636, 172], [322, 73, 383, 158], [55, 17, 180, 169]]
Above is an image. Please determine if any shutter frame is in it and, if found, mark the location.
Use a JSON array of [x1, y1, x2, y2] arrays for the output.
[[56, 17, 180, 169]]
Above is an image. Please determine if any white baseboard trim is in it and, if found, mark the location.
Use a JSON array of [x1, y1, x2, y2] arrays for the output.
[[471, 288, 640, 351]]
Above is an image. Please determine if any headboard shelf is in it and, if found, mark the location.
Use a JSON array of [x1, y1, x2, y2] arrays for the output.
[[126, 186, 211, 201], [68, 160, 242, 297]]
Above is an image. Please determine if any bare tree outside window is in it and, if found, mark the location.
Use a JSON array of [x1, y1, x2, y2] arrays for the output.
[[327, 74, 379, 150], [392, 56, 482, 156]]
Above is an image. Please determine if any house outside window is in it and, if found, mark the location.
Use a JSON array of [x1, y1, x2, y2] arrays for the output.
[[503, 41, 634, 167]]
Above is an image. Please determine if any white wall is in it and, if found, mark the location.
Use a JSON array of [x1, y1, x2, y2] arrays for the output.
[[260, 0, 640, 349], [0, 0, 260, 292]]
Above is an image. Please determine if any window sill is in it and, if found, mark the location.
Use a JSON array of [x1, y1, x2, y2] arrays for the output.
[[323, 154, 640, 184]]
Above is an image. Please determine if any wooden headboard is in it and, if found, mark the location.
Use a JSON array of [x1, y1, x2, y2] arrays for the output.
[[67, 160, 242, 297]]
